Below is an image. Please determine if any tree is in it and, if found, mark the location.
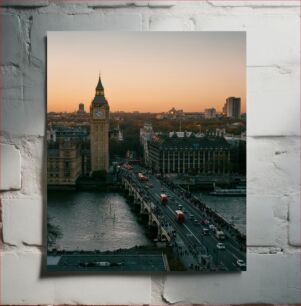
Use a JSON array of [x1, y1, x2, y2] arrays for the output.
[[48, 217, 62, 248], [92, 170, 107, 180]]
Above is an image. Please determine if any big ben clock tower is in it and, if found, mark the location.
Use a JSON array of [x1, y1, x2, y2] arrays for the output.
[[90, 75, 110, 173]]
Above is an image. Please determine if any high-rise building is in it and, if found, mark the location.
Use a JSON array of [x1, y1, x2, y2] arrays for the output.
[[204, 108, 216, 119], [78, 103, 85, 113], [222, 103, 227, 115], [90, 75, 110, 172], [225, 97, 241, 119]]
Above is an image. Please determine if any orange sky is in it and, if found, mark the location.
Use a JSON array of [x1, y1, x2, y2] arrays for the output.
[[48, 32, 246, 113]]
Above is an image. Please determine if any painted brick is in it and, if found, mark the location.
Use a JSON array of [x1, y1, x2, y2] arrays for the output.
[[86, 1, 147, 7], [1, 65, 46, 136], [20, 137, 44, 196], [0, 0, 49, 6], [149, 15, 194, 31], [1, 13, 23, 65], [2, 198, 43, 246], [248, 66, 300, 136], [0, 65, 22, 101], [0, 1, 300, 305], [151, 275, 165, 304], [247, 195, 286, 246], [70, 0, 175, 7], [0, 143, 21, 191], [248, 137, 300, 197], [193, 11, 300, 67], [1, 251, 151, 304], [148, 1, 175, 8], [288, 193, 300, 246], [162, 253, 300, 304], [207, 0, 300, 7]]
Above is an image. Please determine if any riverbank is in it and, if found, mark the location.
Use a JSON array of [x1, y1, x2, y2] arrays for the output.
[[47, 245, 186, 272]]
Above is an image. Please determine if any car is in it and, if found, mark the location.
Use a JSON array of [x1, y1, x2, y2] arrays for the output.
[[236, 259, 246, 267], [189, 214, 194, 220], [201, 219, 210, 225], [208, 224, 217, 231], [202, 228, 209, 235], [216, 242, 225, 249], [193, 219, 199, 225]]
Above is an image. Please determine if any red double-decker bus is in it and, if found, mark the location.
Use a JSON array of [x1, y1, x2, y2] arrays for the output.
[[175, 210, 185, 223], [160, 194, 168, 204], [138, 173, 148, 181]]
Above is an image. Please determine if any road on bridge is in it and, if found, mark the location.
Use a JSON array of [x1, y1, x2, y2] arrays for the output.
[[120, 165, 246, 272]]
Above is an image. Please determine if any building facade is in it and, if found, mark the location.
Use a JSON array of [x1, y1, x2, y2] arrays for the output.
[[140, 122, 155, 166], [47, 140, 82, 185], [204, 108, 217, 119], [78, 103, 85, 113], [148, 133, 231, 175], [47, 126, 90, 185], [225, 97, 241, 119], [90, 75, 110, 172]]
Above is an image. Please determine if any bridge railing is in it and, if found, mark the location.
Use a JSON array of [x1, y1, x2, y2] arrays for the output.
[[121, 174, 174, 242]]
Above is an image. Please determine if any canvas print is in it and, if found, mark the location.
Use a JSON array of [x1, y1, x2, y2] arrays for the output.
[[47, 32, 246, 272]]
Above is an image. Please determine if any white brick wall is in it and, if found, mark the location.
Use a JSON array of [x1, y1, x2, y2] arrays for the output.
[[0, 0, 300, 304]]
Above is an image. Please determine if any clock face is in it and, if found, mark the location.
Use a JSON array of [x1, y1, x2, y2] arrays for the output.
[[94, 109, 105, 119]]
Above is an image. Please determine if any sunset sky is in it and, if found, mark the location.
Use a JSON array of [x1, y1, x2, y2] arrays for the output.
[[48, 31, 246, 113]]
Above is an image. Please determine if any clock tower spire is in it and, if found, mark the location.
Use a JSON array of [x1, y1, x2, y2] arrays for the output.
[[96, 74, 104, 96], [90, 74, 110, 173]]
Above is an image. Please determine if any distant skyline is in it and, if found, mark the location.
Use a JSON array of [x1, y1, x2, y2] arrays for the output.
[[48, 32, 246, 113]]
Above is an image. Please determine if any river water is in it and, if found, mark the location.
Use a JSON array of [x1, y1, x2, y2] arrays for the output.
[[194, 193, 246, 234], [48, 191, 151, 251]]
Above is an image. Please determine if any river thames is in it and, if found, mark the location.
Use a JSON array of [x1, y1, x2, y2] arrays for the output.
[[195, 193, 246, 234], [48, 190, 246, 251], [48, 190, 151, 251]]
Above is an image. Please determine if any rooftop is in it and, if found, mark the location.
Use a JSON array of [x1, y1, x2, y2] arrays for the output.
[[150, 133, 230, 150]]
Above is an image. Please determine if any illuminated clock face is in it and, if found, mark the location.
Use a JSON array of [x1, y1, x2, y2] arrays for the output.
[[95, 109, 104, 119]]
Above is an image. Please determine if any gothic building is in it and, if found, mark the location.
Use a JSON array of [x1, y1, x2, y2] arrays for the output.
[[90, 75, 110, 172]]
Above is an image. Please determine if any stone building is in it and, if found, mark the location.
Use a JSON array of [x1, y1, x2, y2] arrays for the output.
[[47, 140, 82, 185], [148, 132, 231, 175], [47, 126, 90, 185], [90, 75, 110, 172]]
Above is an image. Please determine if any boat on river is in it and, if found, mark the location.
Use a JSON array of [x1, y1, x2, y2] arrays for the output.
[[209, 188, 246, 197]]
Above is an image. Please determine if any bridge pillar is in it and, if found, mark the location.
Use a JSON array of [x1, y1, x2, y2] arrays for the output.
[[157, 225, 162, 239], [213, 150, 216, 174], [167, 151, 170, 174], [148, 213, 153, 226], [227, 150, 231, 173], [203, 150, 206, 174], [217, 150, 220, 175], [182, 151, 185, 173], [193, 150, 195, 170], [173, 151, 175, 173], [162, 151, 165, 174]]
